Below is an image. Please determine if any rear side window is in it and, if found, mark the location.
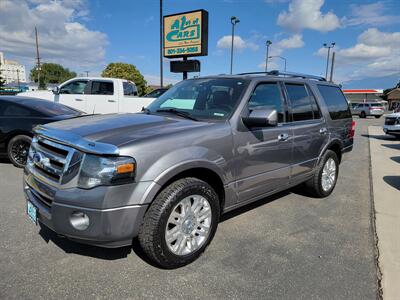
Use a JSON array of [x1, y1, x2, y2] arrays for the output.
[[123, 82, 138, 96], [91, 81, 114, 95], [285, 84, 314, 121], [317, 85, 352, 120], [2, 103, 31, 116], [248, 83, 285, 123]]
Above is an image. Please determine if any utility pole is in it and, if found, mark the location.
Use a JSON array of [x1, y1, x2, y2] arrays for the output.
[[329, 52, 335, 82], [323, 42, 335, 80], [35, 27, 41, 88], [16, 69, 20, 89], [230, 16, 240, 74], [265, 40, 272, 72], [160, 0, 163, 88]]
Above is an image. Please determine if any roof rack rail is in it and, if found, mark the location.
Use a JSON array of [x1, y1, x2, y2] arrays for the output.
[[237, 70, 326, 81]]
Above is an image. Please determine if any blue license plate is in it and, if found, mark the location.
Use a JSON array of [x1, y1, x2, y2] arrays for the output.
[[27, 201, 37, 224]]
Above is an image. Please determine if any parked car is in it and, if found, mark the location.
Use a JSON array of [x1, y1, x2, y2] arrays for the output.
[[353, 102, 384, 118], [0, 96, 84, 167], [383, 112, 400, 138], [23, 71, 354, 268], [18, 77, 155, 114], [144, 88, 169, 98]]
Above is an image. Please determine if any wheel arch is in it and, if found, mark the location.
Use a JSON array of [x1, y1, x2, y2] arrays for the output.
[[318, 139, 343, 165], [144, 164, 226, 213]]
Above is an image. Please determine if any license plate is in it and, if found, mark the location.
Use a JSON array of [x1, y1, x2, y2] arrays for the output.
[[27, 201, 37, 225]]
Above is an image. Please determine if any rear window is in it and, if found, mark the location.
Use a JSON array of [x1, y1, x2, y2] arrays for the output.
[[27, 101, 82, 116], [91, 81, 114, 95], [317, 85, 352, 120], [371, 103, 383, 107]]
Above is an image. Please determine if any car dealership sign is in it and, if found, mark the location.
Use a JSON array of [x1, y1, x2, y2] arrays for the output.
[[163, 9, 208, 58]]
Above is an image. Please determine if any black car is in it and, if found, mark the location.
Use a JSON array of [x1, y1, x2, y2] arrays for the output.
[[0, 96, 84, 167], [144, 88, 169, 98]]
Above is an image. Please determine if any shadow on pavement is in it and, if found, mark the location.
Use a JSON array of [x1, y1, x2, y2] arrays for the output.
[[391, 156, 400, 164], [383, 176, 400, 191], [361, 134, 396, 141], [382, 144, 400, 150], [220, 190, 290, 222], [38, 224, 132, 260]]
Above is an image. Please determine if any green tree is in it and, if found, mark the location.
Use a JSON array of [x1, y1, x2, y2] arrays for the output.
[[30, 63, 76, 85], [101, 62, 147, 96]]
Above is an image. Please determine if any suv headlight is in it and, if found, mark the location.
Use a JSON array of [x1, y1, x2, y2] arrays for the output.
[[78, 155, 136, 189]]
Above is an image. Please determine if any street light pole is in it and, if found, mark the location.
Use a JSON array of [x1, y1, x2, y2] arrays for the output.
[[269, 55, 287, 72], [160, 0, 163, 88], [323, 42, 335, 79], [265, 40, 272, 72], [230, 16, 240, 75]]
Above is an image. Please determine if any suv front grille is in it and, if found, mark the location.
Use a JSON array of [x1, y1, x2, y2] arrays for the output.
[[27, 136, 83, 187]]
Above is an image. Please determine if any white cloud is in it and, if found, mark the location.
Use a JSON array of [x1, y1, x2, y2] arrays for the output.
[[276, 34, 304, 49], [0, 0, 107, 72], [216, 35, 259, 51], [316, 28, 400, 81], [358, 28, 400, 48], [277, 0, 340, 32], [343, 2, 400, 27]]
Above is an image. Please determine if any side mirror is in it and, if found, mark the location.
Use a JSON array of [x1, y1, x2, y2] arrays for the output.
[[242, 108, 278, 127], [52, 87, 60, 95]]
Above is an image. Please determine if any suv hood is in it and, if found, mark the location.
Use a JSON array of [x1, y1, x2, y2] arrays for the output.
[[386, 112, 400, 118], [35, 113, 213, 154]]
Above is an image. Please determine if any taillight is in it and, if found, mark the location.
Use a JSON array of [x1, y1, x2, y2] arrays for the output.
[[349, 120, 356, 138]]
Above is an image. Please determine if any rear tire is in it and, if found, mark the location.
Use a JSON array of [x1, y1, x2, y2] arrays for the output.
[[7, 135, 32, 168], [375, 115, 381, 119], [305, 150, 339, 198], [138, 177, 220, 269], [360, 111, 366, 118]]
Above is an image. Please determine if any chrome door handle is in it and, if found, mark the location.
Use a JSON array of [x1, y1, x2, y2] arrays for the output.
[[108, 99, 116, 103], [319, 127, 328, 135], [278, 133, 289, 141], [75, 98, 83, 102]]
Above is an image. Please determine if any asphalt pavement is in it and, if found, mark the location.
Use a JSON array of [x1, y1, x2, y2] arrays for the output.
[[0, 117, 382, 299]]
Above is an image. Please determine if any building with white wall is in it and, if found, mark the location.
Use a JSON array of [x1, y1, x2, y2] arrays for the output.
[[0, 52, 27, 84]]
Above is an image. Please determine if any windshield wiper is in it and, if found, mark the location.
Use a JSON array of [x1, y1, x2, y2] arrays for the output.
[[156, 108, 198, 121]]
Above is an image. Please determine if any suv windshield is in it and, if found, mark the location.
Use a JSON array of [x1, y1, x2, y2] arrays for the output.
[[147, 78, 250, 120]]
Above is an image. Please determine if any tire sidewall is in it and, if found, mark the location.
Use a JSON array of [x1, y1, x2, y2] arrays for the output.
[[317, 151, 339, 197], [155, 180, 219, 267], [7, 135, 32, 168]]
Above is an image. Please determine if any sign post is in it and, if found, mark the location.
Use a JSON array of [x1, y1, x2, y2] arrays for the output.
[[163, 9, 208, 80]]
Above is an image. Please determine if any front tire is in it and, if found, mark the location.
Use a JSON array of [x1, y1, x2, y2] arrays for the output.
[[375, 115, 381, 119], [360, 111, 366, 118], [305, 150, 339, 198], [7, 135, 32, 168], [138, 177, 220, 269]]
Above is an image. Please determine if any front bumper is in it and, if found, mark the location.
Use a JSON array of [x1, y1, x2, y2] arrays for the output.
[[383, 125, 400, 136], [23, 173, 149, 248]]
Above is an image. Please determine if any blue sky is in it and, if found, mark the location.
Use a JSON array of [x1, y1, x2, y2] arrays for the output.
[[1, 0, 399, 88]]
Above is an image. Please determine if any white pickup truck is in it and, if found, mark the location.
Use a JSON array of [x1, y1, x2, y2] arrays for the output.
[[19, 77, 155, 114]]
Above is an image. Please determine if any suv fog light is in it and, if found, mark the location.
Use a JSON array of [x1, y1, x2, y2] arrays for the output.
[[70, 212, 90, 231]]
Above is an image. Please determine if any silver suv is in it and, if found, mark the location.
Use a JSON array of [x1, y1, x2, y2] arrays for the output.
[[23, 71, 354, 268], [353, 102, 384, 118]]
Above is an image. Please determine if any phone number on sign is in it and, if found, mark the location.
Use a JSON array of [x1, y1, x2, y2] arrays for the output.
[[167, 46, 199, 55]]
